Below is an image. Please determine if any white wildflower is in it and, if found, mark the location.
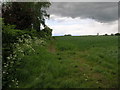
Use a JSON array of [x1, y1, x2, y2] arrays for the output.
[[18, 38, 23, 43], [17, 80, 19, 82], [12, 80, 15, 82], [34, 37, 37, 40], [4, 65, 7, 68], [7, 57, 10, 60], [16, 43, 19, 47], [11, 61, 14, 64], [21, 35, 24, 38], [12, 57, 16, 60], [14, 54, 17, 58], [6, 64, 9, 66], [36, 77, 39, 80], [18, 58, 21, 60], [10, 54, 12, 57], [96, 81, 99, 83], [3, 71, 6, 74], [13, 51, 16, 54]]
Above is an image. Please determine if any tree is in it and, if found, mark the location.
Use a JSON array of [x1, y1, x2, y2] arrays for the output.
[[2, 2, 51, 31], [111, 33, 114, 36], [2, 2, 32, 30], [115, 33, 120, 36], [64, 34, 72, 36], [104, 34, 108, 36], [31, 2, 51, 31]]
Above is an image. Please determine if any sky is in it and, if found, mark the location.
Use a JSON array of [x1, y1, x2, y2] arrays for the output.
[[46, 2, 118, 36]]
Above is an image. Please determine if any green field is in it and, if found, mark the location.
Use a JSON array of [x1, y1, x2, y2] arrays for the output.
[[14, 36, 118, 88]]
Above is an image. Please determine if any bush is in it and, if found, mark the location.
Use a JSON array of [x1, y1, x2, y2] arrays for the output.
[[39, 26, 52, 39], [3, 34, 46, 88], [2, 19, 52, 88], [2, 23, 26, 44]]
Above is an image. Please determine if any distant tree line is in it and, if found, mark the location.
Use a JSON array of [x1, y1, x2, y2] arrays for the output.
[[104, 33, 120, 36], [64, 33, 120, 36]]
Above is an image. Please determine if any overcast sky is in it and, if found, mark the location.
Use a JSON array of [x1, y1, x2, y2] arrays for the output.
[[46, 2, 118, 36]]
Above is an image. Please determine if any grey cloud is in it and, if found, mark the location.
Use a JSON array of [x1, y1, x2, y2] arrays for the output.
[[48, 2, 118, 23]]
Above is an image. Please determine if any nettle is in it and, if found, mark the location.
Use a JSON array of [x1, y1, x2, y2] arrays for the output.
[[3, 34, 46, 88]]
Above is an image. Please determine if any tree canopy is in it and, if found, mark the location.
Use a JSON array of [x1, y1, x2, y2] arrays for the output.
[[2, 2, 51, 31]]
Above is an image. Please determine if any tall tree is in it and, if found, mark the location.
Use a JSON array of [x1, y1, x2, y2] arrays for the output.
[[2, 2, 51, 31]]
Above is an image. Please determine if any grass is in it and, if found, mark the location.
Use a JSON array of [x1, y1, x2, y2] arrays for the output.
[[15, 36, 118, 88]]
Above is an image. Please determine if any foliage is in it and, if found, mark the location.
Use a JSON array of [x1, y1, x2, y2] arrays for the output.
[[2, 19, 49, 88], [2, 2, 52, 88], [115, 33, 120, 36], [2, 20, 52, 45], [2, 21, 28, 68], [2, 23, 26, 44], [3, 34, 46, 88], [2, 2, 51, 31], [2, 2, 52, 39], [39, 26, 52, 39]]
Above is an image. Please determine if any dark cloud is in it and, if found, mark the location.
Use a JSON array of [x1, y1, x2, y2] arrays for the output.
[[48, 2, 118, 23]]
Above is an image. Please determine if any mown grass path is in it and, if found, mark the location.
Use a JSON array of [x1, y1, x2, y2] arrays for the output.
[[48, 39, 56, 53]]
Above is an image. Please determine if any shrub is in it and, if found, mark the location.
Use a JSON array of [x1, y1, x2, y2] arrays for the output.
[[2, 23, 27, 44], [2, 34, 46, 88], [39, 26, 52, 39], [2, 19, 52, 88]]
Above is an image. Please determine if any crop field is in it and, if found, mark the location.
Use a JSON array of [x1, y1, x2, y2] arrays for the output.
[[14, 36, 118, 88]]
